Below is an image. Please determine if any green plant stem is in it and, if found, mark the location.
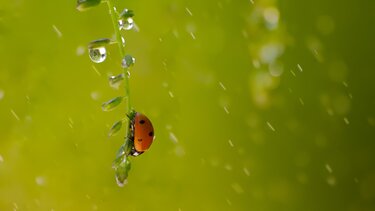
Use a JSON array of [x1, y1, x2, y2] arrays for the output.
[[106, 0, 132, 150]]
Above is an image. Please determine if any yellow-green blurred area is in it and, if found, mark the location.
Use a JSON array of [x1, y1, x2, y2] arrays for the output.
[[1, 0, 375, 210]]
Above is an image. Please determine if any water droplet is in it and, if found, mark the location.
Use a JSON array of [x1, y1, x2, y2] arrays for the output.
[[101, 96, 123, 111], [168, 91, 174, 98], [76, 45, 85, 56], [344, 117, 350, 125], [219, 82, 227, 90], [260, 43, 284, 64], [108, 120, 123, 137], [185, 7, 193, 16], [190, 32, 196, 40], [10, 109, 20, 121], [224, 164, 232, 171], [121, 36, 126, 47], [223, 106, 229, 114], [299, 97, 305, 106], [231, 183, 244, 194], [169, 132, 178, 143], [0, 154, 3, 163], [90, 91, 101, 101], [68, 117, 74, 129], [175, 145, 185, 157], [269, 62, 284, 77], [267, 121, 275, 131], [109, 73, 125, 89], [119, 18, 134, 30], [92, 65, 101, 76], [0, 89, 4, 100], [263, 7, 279, 29], [325, 164, 333, 173], [52, 25, 62, 38], [89, 47, 106, 63], [121, 55, 135, 68], [228, 139, 234, 147], [243, 167, 250, 176], [35, 176, 46, 186], [297, 64, 303, 72], [252, 60, 260, 68]]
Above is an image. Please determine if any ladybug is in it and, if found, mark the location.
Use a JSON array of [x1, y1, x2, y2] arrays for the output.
[[128, 111, 155, 156]]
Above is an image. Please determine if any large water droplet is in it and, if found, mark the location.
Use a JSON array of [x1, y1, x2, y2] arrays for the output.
[[118, 18, 134, 30], [122, 55, 135, 68], [109, 73, 125, 89], [89, 47, 106, 63]]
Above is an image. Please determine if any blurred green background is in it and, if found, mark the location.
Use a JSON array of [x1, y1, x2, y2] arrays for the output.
[[1, 0, 375, 210]]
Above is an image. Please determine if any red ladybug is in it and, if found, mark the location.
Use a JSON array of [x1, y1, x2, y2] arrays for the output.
[[129, 112, 155, 156]]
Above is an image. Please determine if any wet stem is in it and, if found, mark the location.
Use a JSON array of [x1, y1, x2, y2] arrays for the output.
[[106, 1, 132, 156]]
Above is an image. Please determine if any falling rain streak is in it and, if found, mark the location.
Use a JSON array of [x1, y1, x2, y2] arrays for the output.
[[297, 64, 303, 72], [224, 106, 229, 114], [267, 121, 275, 131], [10, 109, 20, 121], [219, 82, 227, 90], [52, 24, 62, 38]]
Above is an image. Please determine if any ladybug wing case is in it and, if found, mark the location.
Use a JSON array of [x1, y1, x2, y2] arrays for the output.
[[133, 113, 154, 152]]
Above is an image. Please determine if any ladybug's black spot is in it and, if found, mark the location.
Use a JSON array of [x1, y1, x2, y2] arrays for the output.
[[139, 120, 145, 124], [138, 138, 143, 142], [148, 131, 154, 137]]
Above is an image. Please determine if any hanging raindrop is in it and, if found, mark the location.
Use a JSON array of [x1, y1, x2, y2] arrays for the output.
[[119, 18, 134, 30], [121, 55, 135, 68], [88, 38, 111, 63], [89, 47, 107, 63]]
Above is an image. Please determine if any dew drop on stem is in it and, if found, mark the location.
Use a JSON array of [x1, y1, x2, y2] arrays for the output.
[[119, 18, 134, 30], [122, 55, 135, 68]]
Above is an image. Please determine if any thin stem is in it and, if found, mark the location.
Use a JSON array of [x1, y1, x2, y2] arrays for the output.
[[106, 0, 132, 149]]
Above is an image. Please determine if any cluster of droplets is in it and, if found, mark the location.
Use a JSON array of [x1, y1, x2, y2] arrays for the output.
[[118, 9, 135, 30], [77, 0, 139, 187], [87, 8, 135, 64]]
